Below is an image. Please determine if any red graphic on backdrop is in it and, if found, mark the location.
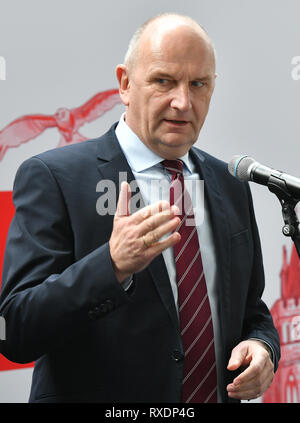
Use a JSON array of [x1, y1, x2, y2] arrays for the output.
[[0, 89, 121, 160], [0, 192, 33, 370], [262, 244, 300, 402], [0, 88, 121, 371]]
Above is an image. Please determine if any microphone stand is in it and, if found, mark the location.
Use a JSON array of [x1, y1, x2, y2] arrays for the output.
[[267, 175, 300, 258]]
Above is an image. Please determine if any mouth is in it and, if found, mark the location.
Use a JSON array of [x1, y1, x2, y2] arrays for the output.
[[163, 119, 189, 127]]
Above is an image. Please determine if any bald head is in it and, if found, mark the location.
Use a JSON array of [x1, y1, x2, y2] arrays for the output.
[[124, 13, 216, 73], [116, 13, 216, 159]]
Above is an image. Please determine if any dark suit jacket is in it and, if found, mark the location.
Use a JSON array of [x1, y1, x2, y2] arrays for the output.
[[0, 124, 280, 403]]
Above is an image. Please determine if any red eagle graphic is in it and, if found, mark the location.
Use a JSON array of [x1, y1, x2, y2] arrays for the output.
[[0, 89, 121, 161]]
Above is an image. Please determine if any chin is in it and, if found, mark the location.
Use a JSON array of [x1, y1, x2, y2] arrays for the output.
[[160, 136, 195, 153], [158, 144, 192, 160]]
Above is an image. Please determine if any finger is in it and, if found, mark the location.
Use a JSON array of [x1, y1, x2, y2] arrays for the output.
[[147, 231, 181, 255], [133, 200, 173, 224], [227, 385, 261, 400], [232, 361, 262, 387], [227, 368, 260, 395], [138, 205, 180, 237], [116, 181, 131, 217], [142, 215, 181, 246], [232, 352, 272, 387], [227, 369, 259, 397], [227, 344, 249, 371], [227, 358, 273, 399], [227, 370, 270, 400]]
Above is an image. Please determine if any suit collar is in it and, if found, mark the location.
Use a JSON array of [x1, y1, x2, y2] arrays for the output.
[[96, 124, 138, 193], [96, 123, 123, 162]]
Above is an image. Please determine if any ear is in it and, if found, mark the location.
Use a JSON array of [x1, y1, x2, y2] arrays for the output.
[[116, 64, 130, 106]]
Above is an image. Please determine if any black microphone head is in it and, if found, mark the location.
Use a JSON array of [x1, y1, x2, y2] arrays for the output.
[[228, 155, 256, 181]]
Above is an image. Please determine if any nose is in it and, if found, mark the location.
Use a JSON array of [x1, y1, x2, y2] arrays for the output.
[[170, 83, 192, 112]]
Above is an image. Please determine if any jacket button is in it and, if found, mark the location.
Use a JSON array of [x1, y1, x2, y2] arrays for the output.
[[172, 350, 184, 362], [99, 299, 114, 315], [88, 307, 100, 320]]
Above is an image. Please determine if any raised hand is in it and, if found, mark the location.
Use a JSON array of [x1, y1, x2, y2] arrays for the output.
[[109, 181, 181, 283]]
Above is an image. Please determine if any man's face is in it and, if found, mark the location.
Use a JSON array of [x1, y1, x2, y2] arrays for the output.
[[117, 25, 216, 159]]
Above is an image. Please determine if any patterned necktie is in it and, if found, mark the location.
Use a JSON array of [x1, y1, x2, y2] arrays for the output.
[[162, 159, 217, 403]]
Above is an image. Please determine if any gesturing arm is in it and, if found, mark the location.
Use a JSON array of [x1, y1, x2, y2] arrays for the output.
[[0, 157, 130, 363]]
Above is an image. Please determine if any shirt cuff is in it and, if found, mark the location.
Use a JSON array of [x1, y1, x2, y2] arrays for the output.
[[121, 275, 134, 292]]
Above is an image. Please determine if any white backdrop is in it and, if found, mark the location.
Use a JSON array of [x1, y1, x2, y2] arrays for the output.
[[0, 0, 299, 402]]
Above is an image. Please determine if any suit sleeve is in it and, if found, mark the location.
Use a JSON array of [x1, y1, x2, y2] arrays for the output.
[[0, 157, 130, 363], [242, 183, 281, 371]]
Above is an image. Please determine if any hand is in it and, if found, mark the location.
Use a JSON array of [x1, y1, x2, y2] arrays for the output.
[[109, 181, 181, 283], [226, 339, 274, 401]]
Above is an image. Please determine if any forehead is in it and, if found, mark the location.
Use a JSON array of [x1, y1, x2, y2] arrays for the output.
[[138, 24, 215, 76]]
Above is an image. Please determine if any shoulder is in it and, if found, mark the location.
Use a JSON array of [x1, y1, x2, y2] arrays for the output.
[[17, 124, 117, 176], [34, 136, 103, 168]]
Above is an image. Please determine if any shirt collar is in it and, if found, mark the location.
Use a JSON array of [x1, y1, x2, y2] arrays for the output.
[[115, 113, 194, 174]]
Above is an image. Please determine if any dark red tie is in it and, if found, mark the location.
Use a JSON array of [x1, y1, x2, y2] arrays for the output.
[[162, 159, 217, 403]]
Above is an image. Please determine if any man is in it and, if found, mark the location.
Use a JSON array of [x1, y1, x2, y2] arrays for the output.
[[0, 13, 280, 403]]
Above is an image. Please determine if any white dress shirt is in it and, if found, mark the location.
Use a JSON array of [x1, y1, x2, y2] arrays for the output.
[[115, 113, 223, 401]]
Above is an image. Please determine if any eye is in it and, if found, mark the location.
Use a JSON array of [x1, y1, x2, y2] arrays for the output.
[[157, 78, 169, 85], [191, 81, 205, 87]]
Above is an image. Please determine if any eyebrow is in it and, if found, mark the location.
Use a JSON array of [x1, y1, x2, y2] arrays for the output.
[[149, 70, 213, 81], [149, 71, 173, 79]]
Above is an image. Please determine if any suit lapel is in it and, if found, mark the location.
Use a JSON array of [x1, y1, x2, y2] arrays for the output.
[[148, 255, 181, 332], [95, 128, 232, 337], [96, 126, 180, 332], [190, 148, 231, 333]]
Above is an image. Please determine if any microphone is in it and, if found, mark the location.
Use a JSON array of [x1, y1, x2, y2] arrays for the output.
[[228, 155, 300, 200]]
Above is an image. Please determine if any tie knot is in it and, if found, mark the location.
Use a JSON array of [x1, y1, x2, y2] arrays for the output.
[[162, 159, 183, 177]]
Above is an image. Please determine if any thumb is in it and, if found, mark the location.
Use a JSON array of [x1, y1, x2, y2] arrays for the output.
[[227, 343, 248, 371], [116, 181, 131, 217]]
